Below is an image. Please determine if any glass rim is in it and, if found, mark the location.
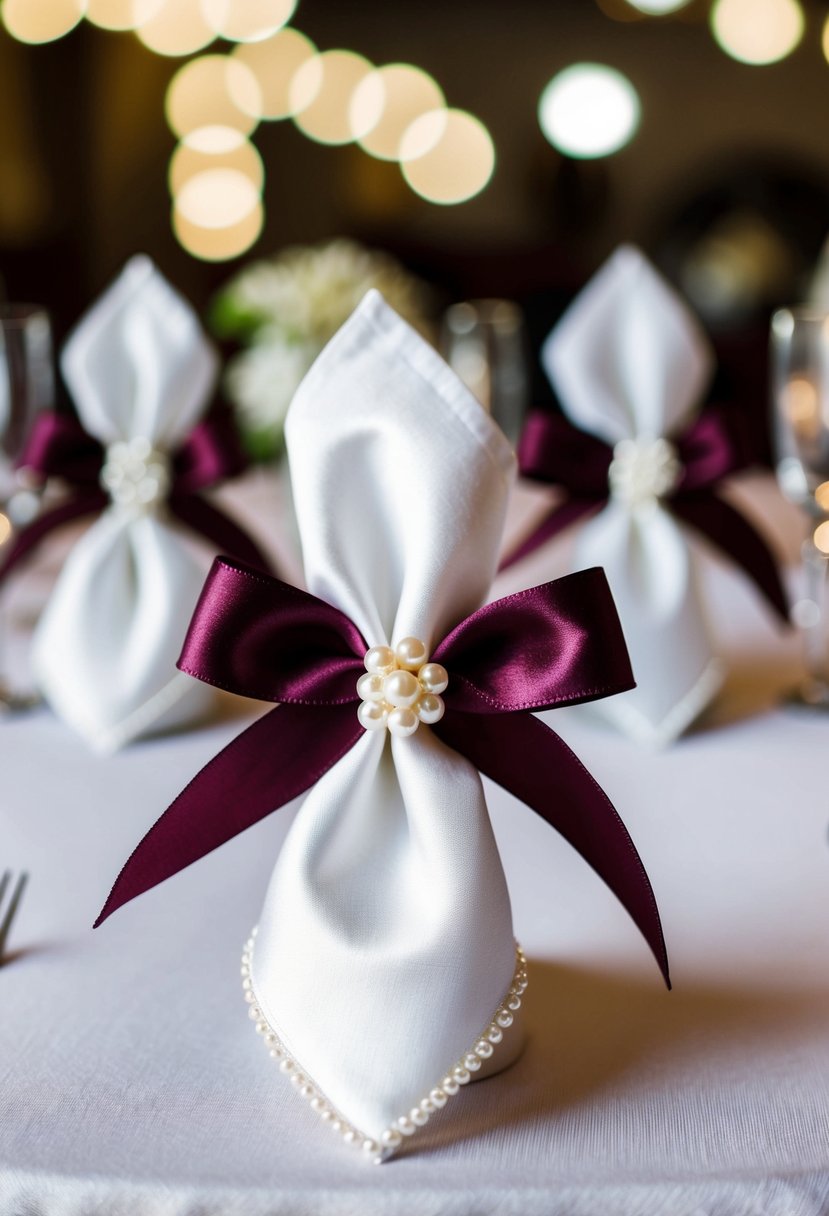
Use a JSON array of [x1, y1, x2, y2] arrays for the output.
[[0, 303, 49, 327], [772, 305, 829, 324]]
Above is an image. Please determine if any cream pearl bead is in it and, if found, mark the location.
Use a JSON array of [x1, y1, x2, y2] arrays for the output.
[[383, 669, 420, 708], [395, 636, 429, 671], [356, 672, 385, 703], [418, 662, 448, 695], [364, 645, 396, 676], [416, 692, 445, 725], [387, 706, 419, 737], [358, 700, 388, 731]]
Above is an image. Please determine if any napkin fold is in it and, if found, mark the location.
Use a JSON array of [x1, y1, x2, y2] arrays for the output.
[[96, 290, 669, 1161], [32, 256, 218, 751], [541, 245, 724, 745], [255, 290, 518, 1145]]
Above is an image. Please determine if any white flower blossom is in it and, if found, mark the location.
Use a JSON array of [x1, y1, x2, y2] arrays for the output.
[[218, 240, 432, 457]]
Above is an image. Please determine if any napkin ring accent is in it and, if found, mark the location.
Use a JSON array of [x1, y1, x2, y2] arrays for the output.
[[100, 437, 171, 511], [0, 410, 271, 585], [242, 927, 528, 1163], [95, 557, 671, 994], [503, 407, 790, 625], [358, 640, 447, 736], [608, 437, 682, 509]]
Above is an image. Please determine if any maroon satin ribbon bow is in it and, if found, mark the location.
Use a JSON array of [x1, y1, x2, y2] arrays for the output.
[[95, 556, 671, 990], [503, 407, 788, 622], [0, 409, 270, 581]]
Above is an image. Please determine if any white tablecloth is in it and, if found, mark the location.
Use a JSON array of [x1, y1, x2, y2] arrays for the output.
[[1, 474, 828, 1216]]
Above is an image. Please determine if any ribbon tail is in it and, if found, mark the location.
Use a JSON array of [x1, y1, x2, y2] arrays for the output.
[[436, 710, 671, 988], [0, 491, 106, 585], [499, 499, 601, 571], [94, 701, 364, 926], [169, 492, 273, 574], [671, 494, 789, 624]]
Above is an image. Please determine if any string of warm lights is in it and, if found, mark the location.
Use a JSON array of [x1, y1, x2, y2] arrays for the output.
[[0, 0, 496, 261], [0, 0, 820, 259], [162, 29, 496, 260]]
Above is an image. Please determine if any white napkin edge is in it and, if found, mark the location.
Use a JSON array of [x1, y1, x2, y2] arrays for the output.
[[593, 656, 727, 748], [287, 289, 517, 489], [541, 243, 715, 444], [33, 665, 202, 755], [60, 253, 219, 446]]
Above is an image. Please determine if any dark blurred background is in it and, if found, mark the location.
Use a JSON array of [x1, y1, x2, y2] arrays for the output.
[[3, 0, 829, 450]]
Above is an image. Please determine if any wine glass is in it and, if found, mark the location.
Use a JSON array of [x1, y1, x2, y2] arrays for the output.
[[0, 304, 54, 709], [770, 305, 829, 706], [440, 300, 528, 445]]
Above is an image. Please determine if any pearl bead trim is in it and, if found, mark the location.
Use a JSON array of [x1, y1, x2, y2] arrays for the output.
[[241, 927, 528, 1164], [608, 436, 682, 508], [100, 436, 171, 511], [357, 639, 448, 738]]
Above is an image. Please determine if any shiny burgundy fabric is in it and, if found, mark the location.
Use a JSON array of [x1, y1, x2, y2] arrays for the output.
[[0, 409, 270, 580], [505, 407, 789, 624], [95, 702, 364, 928], [95, 558, 670, 988], [178, 559, 367, 705], [435, 710, 669, 987]]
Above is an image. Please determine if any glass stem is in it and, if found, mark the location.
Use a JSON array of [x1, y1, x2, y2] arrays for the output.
[[801, 530, 829, 694]]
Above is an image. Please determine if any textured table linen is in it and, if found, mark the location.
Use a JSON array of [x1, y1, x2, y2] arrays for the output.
[[1, 474, 828, 1216]]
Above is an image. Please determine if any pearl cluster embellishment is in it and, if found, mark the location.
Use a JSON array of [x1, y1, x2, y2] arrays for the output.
[[357, 638, 448, 738], [242, 929, 527, 1164], [100, 436, 171, 510], [608, 436, 682, 508]]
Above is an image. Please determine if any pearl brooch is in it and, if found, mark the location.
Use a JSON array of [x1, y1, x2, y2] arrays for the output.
[[100, 436, 171, 511], [357, 638, 447, 737], [608, 437, 681, 509], [241, 929, 527, 1164]]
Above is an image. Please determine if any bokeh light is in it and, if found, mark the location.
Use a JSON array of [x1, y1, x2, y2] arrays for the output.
[[350, 63, 445, 160], [84, 0, 162, 30], [173, 198, 264, 260], [175, 166, 259, 228], [625, 0, 691, 12], [169, 127, 264, 195], [400, 109, 495, 205], [538, 64, 640, 159], [0, 513, 11, 547], [134, 0, 215, 56], [710, 0, 804, 65], [291, 49, 374, 145], [200, 0, 295, 43], [165, 55, 262, 138], [782, 375, 821, 441], [2, 0, 86, 44], [814, 520, 829, 555], [231, 28, 317, 120]]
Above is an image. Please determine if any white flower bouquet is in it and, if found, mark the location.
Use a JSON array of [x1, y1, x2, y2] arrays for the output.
[[212, 239, 434, 460]]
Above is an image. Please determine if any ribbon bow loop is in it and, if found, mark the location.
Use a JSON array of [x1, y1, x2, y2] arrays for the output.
[[178, 558, 367, 706], [0, 408, 270, 583], [507, 406, 789, 624], [434, 568, 634, 713]]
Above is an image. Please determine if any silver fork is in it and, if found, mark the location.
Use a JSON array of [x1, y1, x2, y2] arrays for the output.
[[0, 870, 28, 962]]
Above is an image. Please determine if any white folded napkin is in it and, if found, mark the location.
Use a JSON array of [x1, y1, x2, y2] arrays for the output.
[[32, 256, 217, 752], [543, 245, 724, 745], [249, 290, 521, 1155]]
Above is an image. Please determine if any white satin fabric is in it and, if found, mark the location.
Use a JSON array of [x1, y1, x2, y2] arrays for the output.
[[32, 256, 217, 752], [543, 245, 723, 746], [251, 291, 518, 1144]]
